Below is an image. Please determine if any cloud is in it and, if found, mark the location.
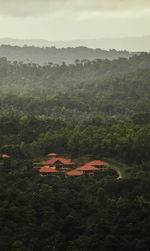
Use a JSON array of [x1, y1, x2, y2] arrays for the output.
[[0, 0, 150, 17]]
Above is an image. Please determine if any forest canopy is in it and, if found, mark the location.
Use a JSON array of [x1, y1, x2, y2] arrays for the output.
[[0, 52, 150, 251], [0, 53, 150, 119]]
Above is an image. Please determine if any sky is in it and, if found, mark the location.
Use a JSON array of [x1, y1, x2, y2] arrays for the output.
[[0, 0, 150, 40]]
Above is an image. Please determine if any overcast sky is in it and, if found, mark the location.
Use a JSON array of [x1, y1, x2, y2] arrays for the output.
[[0, 0, 150, 40]]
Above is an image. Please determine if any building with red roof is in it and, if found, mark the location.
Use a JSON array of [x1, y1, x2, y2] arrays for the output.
[[2, 154, 11, 168], [43, 157, 73, 170], [66, 170, 83, 176], [2, 154, 11, 159], [88, 160, 109, 168], [47, 153, 58, 158], [76, 165, 99, 171], [39, 166, 59, 176], [76, 165, 99, 175]]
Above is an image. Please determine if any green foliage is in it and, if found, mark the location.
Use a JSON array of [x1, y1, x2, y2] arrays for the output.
[[1, 115, 150, 165], [1, 54, 150, 119], [0, 53, 150, 250], [0, 168, 149, 251]]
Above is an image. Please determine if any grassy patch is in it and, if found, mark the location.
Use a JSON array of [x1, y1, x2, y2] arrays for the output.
[[103, 158, 131, 178]]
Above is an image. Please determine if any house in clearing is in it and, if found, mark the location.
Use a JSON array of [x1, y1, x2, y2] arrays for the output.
[[39, 166, 60, 176], [88, 160, 109, 169], [76, 165, 99, 175], [43, 157, 73, 170]]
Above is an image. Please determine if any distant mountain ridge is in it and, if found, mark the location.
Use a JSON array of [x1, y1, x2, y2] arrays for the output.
[[0, 35, 150, 51], [0, 44, 138, 65]]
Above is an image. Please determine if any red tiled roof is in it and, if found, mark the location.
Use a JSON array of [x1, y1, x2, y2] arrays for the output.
[[43, 157, 73, 166], [40, 166, 59, 173], [2, 154, 11, 159], [48, 153, 57, 156], [66, 170, 83, 176], [88, 160, 108, 166], [76, 165, 99, 171]]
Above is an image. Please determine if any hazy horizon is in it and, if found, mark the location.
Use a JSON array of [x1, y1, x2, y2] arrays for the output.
[[1, 34, 150, 41], [0, 0, 150, 42], [0, 35, 150, 51]]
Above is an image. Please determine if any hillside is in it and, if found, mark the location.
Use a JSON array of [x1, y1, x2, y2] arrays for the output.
[[0, 53, 150, 119], [1, 0, 150, 249], [0, 46, 150, 251], [0, 45, 137, 65], [0, 52, 150, 93]]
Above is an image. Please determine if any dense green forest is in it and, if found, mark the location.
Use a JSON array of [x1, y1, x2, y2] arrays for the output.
[[0, 45, 137, 65], [0, 168, 149, 251], [0, 52, 150, 250], [1, 115, 150, 164], [1, 53, 150, 119]]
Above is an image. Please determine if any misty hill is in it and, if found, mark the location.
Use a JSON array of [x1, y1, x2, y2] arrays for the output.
[[0, 35, 150, 51], [0, 45, 137, 65], [0, 52, 150, 95], [1, 53, 150, 119]]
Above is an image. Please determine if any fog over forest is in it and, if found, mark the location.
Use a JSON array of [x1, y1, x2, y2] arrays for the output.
[[0, 1, 150, 250]]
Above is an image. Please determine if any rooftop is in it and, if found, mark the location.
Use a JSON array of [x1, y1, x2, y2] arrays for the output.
[[43, 157, 73, 166], [40, 166, 59, 173], [88, 160, 108, 166], [2, 154, 11, 159], [48, 153, 57, 156], [66, 170, 83, 176], [76, 165, 99, 171]]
